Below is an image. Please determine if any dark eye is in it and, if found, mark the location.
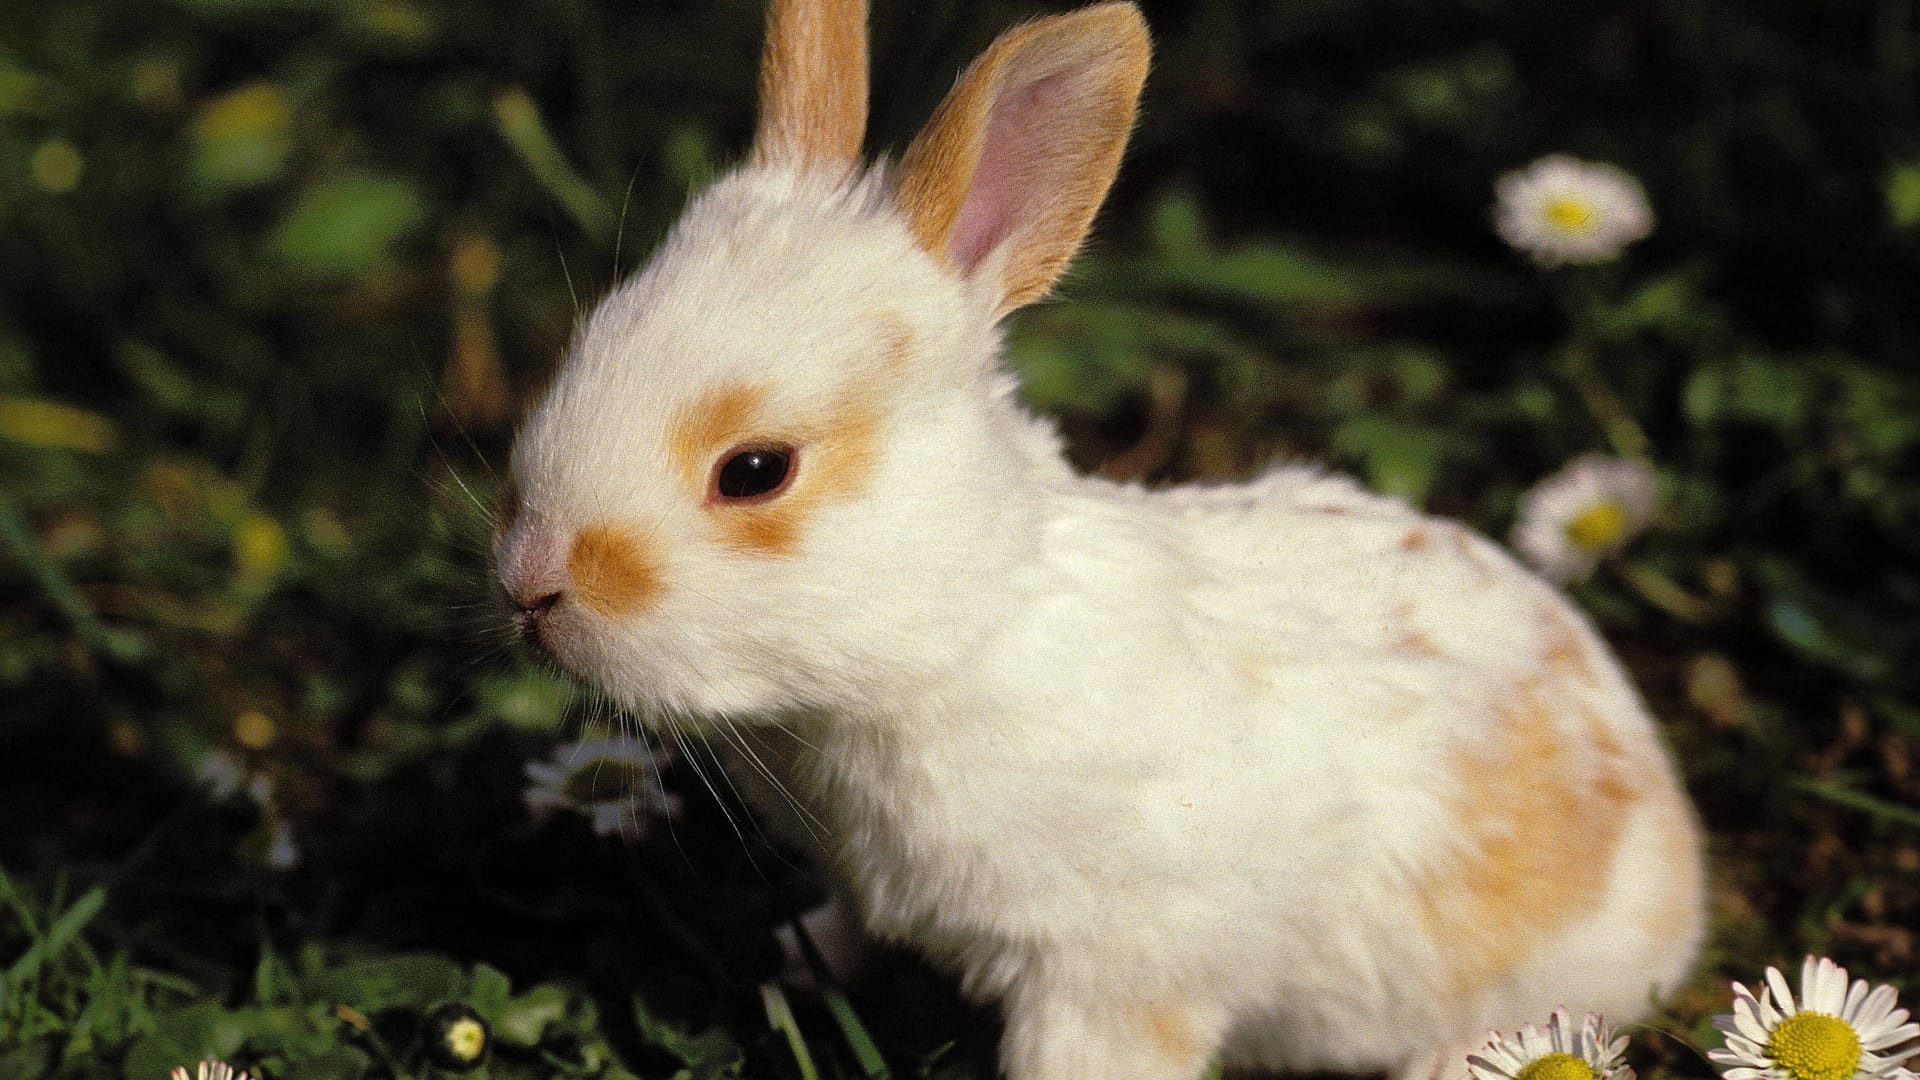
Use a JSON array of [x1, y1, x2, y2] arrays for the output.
[[714, 447, 793, 500]]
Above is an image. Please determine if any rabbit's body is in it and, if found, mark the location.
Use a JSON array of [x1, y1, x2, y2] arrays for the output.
[[496, 3, 1706, 1077], [758, 462, 1703, 1079]]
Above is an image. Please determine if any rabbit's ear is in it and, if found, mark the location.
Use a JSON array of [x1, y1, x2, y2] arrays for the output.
[[751, 0, 870, 171], [895, 3, 1148, 316]]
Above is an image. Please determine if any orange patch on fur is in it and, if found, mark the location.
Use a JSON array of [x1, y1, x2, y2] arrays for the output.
[[716, 394, 883, 557], [1416, 680, 1638, 996], [1393, 628, 1443, 658], [1540, 607, 1600, 685], [1400, 526, 1432, 552], [669, 382, 771, 490], [717, 504, 803, 557], [568, 524, 660, 615], [1138, 1006, 1209, 1066], [1443, 525, 1497, 581]]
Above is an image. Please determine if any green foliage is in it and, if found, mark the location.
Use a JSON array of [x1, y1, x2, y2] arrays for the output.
[[2, 0, 1919, 1076]]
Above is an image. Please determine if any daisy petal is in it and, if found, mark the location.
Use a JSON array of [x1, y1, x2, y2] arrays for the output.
[[1768, 966, 1798, 1017]]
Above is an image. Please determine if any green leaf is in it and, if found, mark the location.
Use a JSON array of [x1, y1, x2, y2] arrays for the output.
[[1148, 191, 1207, 257], [272, 175, 427, 275], [279, 1043, 375, 1080], [1333, 416, 1441, 504], [1682, 353, 1816, 427], [490, 984, 568, 1048], [1887, 162, 1920, 230], [466, 963, 513, 1019], [121, 1003, 249, 1080], [299, 953, 467, 1013]]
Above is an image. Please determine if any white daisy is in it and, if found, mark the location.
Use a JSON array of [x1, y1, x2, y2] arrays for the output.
[[1511, 453, 1658, 583], [170, 1061, 250, 1080], [1469, 1008, 1635, 1080], [1710, 956, 1920, 1080], [523, 736, 680, 841], [1493, 154, 1654, 267]]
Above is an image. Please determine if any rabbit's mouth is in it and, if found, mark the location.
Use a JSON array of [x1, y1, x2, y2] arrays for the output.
[[509, 595, 561, 659]]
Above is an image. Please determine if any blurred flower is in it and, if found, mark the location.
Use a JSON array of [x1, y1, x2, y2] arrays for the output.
[[1469, 1008, 1633, 1080], [256, 812, 302, 872], [1512, 454, 1657, 583], [1710, 956, 1919, 1080], [31, 139, 84, 193], [1493, 154, 1653, 267], [195, 748, 302, 871], [191, 81, 292, 190], [197, 748, 261, 802], [424, 1001, 490, 1072], [170, 1061, 250, 1080], [523, 737, 680, 841], [232, 512, 289, 592]]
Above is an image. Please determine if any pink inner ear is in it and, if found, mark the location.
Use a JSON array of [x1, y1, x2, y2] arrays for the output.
[[947, 70, 1071, 275]]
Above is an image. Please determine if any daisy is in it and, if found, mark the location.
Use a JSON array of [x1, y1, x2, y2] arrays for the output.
[[523, 736, 680, 841], [1710, 956, 1920, 1080], [423, 1001, 491, 1071], [170, 1062, 250, 1080], [1511, 454, 1658, 584], [1469, 1008, 1635, 1080], [1493, 154, 1654, 267]]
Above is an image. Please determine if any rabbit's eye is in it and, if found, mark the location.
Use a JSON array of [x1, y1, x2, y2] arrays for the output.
[[714, 447, 793, 500]]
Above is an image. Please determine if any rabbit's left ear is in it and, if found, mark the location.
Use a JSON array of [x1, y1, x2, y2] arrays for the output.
[[751, 0, 870, 172], [895, 3, 1149, 316]]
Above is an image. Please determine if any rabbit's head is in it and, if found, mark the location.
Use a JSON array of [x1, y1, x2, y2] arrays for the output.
[[497, 0, 1149, 720]]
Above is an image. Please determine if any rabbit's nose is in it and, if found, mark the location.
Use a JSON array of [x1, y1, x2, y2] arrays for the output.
[[510, 588, 564, 631]]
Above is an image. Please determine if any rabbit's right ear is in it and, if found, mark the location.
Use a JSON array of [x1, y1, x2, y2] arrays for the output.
[[894, 3, 1149, 317]]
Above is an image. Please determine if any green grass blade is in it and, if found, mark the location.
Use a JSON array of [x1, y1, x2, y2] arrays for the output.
[[788, 918, 888, 1078], [821, 988, 888, 1080], [491, 87, 614, 239], [760, 981, 819, 1080], [0, 492, 145, 663], [6, 886, 106, 987], [1791, 778, 1920, 829]]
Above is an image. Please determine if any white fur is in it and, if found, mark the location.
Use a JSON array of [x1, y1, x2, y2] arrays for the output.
[[497, 8, 1707, 1078]]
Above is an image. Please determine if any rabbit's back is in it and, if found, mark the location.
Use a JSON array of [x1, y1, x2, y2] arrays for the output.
[[956, 465, 1704, 1073]]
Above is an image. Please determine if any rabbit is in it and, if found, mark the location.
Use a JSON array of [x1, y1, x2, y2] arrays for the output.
[[491, 1, 1709, 1077]]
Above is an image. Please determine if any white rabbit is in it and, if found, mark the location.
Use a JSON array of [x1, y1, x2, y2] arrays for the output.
[[493, 1, 1708, 1077]]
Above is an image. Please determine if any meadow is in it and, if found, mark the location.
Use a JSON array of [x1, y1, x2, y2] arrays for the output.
[[2, 0, 1918, 1077]]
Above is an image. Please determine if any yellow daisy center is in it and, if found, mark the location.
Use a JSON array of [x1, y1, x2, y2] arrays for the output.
[[1766, 1012, 1862, 1080], [444, 1016, 487, 1061], [1565, 501, 1628, 551], [1544, 196, 1596, 233], [1517, 1052, 1598, 1080]]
